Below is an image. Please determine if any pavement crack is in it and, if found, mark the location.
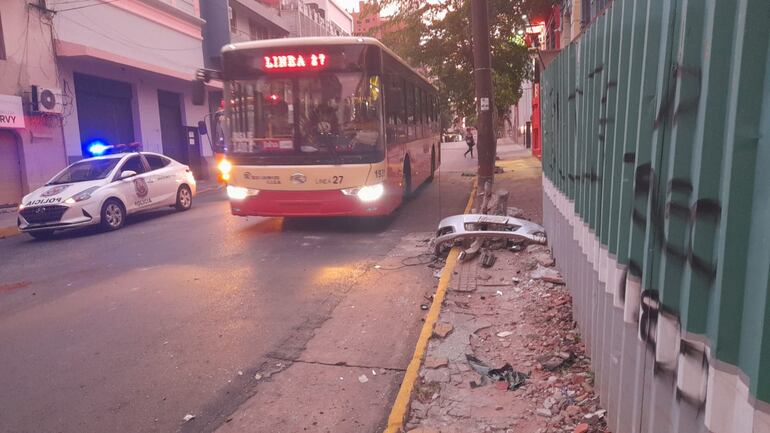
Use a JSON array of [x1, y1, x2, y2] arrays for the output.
[[266, 355, 406, 372]]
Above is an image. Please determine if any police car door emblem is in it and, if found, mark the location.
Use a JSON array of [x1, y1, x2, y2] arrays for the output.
[[133, 178, 149, 197], [290, 173, 307, 184]]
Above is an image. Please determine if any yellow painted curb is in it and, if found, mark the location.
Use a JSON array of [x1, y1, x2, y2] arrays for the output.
[[383, 178, 477, 433], [0, 226, 19, 239]]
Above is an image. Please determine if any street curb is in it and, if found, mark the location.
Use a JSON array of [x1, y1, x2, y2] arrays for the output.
[[196, 183, 224, 195], [383, 178, 477, 433], [0, 225, 19, 239]]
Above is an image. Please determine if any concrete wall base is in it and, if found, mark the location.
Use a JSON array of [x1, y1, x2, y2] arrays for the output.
[[542, 177, 770, 433]]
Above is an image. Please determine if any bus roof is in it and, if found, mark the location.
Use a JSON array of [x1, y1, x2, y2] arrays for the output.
[[222, 36, 436, 90]]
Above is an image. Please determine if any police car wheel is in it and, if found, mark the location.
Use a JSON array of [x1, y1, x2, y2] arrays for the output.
[[175, 185, 192, 211], [28, 230, 55, 240], [101, 199, 125, 231]]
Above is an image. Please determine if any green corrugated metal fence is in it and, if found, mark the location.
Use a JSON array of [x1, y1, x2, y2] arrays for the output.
[[540, 0, 770, 432]]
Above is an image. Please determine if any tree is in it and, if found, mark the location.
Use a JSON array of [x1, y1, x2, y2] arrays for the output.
[[373, 0, 556, 124]]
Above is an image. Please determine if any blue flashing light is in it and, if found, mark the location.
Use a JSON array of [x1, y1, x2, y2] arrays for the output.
[[87, 141, 111, 156]]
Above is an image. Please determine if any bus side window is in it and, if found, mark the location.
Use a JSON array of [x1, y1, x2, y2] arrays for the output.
[[416, 87, 423, 139], [397, 77, 407, 143], [407, 81, 415, 140], [427, 93, 433, 135], [430, 95, 436, 134], [384, 75, 395, 145], [422, 90, 428, 138], [432, 96, 439, 134]]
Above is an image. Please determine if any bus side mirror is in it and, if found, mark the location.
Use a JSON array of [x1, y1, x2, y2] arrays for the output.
[[192, 80, 205, 106], [197, 120, 208, 136]]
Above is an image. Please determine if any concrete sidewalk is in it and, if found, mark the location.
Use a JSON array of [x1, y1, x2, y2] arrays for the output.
[[398, 146, 609, 433], [0, 180, 224, 239]]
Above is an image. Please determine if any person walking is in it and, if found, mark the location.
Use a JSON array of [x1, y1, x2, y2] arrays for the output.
[[464, 127, 476, 158]]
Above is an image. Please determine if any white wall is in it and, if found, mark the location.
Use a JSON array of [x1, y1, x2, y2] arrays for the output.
[[510, 81, 533, 143], [58, 59, 211, 161], [319, 0, 353, 34], [52, 1, 205, 77]]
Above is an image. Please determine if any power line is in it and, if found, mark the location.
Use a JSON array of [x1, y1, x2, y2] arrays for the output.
[[58, 13, 203, 53], [54, 0, 123, 13]]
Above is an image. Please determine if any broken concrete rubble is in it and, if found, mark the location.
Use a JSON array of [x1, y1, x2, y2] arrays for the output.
[[424, 357, 449, 369], [530, 265, 565, 285], [432, 322, 454, 338], [407, 217, 607, 433]]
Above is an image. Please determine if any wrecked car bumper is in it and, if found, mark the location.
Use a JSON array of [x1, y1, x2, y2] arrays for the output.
[[434, 214, 547, 253]]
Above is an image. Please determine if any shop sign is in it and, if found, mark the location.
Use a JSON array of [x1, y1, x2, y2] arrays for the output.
[[0, 95, 25, 129]]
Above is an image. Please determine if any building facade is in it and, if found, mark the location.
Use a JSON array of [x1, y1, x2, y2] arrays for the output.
[[0, 1, 68, 207], [351, 1, 383, 37], [50, 0, 213, 179], [280, 0, 352, 38]]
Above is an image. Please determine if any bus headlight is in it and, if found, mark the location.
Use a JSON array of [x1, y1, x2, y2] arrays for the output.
[[342, 183, 385, 202], [218, 158, 233, 182], [227, 185, 259, 200]]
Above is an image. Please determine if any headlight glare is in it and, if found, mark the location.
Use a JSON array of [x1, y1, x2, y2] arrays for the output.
[[227, 185, 259, 200], [218, 158, 233, 181], [355, 183, 385, 202]]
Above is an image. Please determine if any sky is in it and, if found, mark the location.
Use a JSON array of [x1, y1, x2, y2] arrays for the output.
[[339, 0, 363, 12], [338, 0, 398, 15]]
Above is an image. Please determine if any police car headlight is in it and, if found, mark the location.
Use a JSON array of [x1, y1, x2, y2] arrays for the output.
[[342, 183, 385, 202], [65, 186, 99, 204], [227, 185, 259, 200]]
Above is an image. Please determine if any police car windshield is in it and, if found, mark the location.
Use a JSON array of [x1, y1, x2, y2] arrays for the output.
[[48, 158, 122, 185]]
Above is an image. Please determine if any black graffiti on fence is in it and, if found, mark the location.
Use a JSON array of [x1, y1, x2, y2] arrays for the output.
[[629, 163, 722, 282], [654, 63, 702, 130], [639, 289, 660, 350]]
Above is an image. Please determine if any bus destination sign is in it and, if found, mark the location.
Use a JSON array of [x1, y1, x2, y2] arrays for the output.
[[264, 53, 328, 71]]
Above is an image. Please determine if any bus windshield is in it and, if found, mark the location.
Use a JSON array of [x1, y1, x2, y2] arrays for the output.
[[227, 72, 382, 164]]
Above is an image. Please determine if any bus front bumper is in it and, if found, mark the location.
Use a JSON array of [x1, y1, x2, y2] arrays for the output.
[[228, 188, 400, 217]]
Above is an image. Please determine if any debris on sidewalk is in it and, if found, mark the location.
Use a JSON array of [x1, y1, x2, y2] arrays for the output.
[[432, 322, 454, 338], [358, 374, 369, 383], [466, 355, 529, 390], [182, 414, 195, 422], [433, 214, 547, 255], [530, 265, 566, 285], [480, 250, 497, 268], [406, 202, 608, 433], [425, 356, 449, 369]]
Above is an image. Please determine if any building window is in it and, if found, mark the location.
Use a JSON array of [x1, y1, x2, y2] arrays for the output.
[[0, 13, 6, 60], [230, 6, 237, 33]]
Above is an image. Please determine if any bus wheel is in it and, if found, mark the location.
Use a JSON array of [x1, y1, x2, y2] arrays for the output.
[[427, 147, 436, 182], [402, 159, 413, 200]]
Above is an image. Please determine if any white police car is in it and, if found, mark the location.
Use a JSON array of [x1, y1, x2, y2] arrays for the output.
[[17, 150, 196, 239]]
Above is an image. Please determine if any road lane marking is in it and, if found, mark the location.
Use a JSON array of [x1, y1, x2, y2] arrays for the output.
[[383, 177, 477, 433]]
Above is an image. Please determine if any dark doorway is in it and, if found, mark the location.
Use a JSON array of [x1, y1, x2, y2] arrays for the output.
[[158, 90, 187, 163], [74, 73, 135, 156], [0, 130, 22, 207]]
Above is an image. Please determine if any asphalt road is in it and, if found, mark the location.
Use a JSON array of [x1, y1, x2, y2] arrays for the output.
[[0, 147, 476, 433]]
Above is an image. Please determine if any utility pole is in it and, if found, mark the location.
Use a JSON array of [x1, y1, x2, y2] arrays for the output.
[[471, 0, 495, 191]]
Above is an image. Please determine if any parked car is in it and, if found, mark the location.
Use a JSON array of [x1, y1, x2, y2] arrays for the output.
[[17, 151, 196, 239]]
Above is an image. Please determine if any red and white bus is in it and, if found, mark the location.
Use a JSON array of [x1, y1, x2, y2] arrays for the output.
[[205, 37, 440, 217]]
